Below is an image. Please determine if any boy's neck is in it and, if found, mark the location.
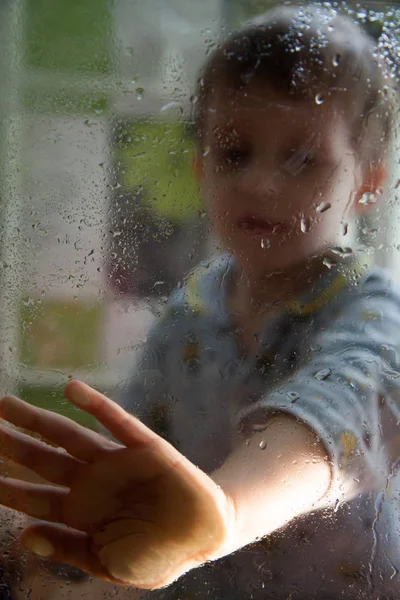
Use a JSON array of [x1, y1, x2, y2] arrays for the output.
[[233, 256, 328, 317]]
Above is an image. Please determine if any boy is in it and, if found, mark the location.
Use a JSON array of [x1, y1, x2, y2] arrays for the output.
[[0, 5, 399, 599]]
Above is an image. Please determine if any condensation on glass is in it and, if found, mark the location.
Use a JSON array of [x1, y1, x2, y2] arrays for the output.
[[0, 1, 398, 599]]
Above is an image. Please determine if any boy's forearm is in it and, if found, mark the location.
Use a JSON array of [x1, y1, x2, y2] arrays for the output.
[[211, 414, 331, 558]]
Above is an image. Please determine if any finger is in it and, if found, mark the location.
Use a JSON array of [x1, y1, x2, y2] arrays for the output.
[[0, 477, 67, 523], [21, 523, 127, 585], [66, 381, 158, 448], [0, 423, 82, 486], [0, 396, 120, 462]]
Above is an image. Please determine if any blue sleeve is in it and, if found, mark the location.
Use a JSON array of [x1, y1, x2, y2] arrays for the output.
[[237, 272, 400, 504]]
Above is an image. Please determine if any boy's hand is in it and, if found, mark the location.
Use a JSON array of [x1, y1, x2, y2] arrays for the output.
[[0, 382, 234, 589]]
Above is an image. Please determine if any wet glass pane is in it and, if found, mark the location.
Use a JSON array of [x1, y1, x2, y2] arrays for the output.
[[0, 1, 399, 598]]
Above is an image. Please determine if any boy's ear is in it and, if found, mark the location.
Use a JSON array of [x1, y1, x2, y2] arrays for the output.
[[191, 154, 204, 182], [353, 161, 388, 215]]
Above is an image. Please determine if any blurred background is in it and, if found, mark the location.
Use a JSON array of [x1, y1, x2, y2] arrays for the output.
[[0, 0, 222, 426], [0, 0, 398, 597]]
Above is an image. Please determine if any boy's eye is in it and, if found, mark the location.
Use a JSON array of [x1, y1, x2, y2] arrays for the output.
[[223, 147, 250, 167], [283, 150, 316, 176]]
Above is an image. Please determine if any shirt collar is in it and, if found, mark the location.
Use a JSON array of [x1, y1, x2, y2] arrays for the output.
[[184, 252, 369, 320]]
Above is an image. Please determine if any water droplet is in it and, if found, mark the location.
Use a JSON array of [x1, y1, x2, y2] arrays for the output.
[[160, 101, 179, 113], [259, 440, 267, 450], [315, 368, 332, 381], [241, 68, 257, 85], [253, 423, 268, 433], [316, 201, 331, 214], [261, 238, 271, 249], [135, 87, 144, 100], [359, 192, 377, 206], [300, 216, 312, 233], [287, 391, 300, 403], [22, 297, 35, 307], [323, 256, 337, 270], [341, 221, 349, 236], [310, 344, 322, 353], [198, 209, 206, 219], [330, 246, 353, 258], [357, 9, 367, 21], [315, 92, 325, 105], [190, 94, 198, 105], [360, 226, 378, 238], [332, 53, 341, 67], [390, 566, 399, 580]]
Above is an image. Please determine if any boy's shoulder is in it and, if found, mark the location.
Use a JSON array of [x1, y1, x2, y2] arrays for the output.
[[287, 262, 400, 319], [141, 254, 231, 345], [362, 265, 400, 292], [141, 255, 232, 357], [301, 264, 400, 342], [346, 265, 400, 305], [165, 254, 232, 318]]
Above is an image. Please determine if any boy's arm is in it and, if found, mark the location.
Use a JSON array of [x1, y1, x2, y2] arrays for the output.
[[211, 271, 400, 560], [211, 414, 331, 558], [210, 272, 400, 559]]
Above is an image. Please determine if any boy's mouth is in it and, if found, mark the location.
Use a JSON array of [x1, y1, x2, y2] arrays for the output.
[[238, 215, 289, 236]]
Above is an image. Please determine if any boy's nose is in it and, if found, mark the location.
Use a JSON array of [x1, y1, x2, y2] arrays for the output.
[[238, 165, 281, 199]]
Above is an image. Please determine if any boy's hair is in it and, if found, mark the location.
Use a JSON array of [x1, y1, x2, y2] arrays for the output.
[[192, 4, 396, 167]]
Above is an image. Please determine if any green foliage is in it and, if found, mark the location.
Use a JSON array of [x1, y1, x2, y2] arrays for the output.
[[115, 119, 202, 222], [18, 385, 97, 429], [20, 298, 103, 370], [23, 87, 108, 115], [25, 0, 112, 74]]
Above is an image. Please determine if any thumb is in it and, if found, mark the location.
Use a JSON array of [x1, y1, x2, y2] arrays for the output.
[[20, 523, 125, 585]]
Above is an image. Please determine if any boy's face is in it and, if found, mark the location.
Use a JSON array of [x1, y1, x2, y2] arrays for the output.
[[198, 83, 365, 274]]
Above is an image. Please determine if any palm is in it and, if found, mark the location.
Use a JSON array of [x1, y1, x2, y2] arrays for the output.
[[0, 382, 231, 588]]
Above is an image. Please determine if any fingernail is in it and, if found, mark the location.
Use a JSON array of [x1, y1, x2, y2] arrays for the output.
[[68, 383, 90, 407], [24, 535, 54, 557]]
